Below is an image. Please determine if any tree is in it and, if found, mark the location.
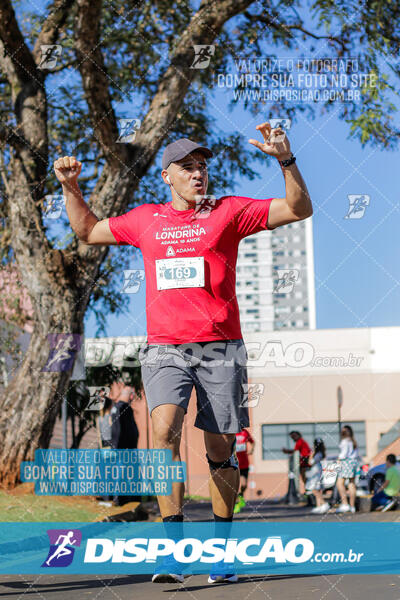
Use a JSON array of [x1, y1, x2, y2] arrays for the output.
[[0, 0, 399, 486]]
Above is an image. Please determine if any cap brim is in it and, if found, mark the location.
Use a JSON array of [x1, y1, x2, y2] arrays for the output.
[[171, 146, 213, 164]]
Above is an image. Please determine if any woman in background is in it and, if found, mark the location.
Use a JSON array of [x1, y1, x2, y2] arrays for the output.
[[99, 395, 113, 448], [336, 425, 359, 513], [308, 438, 329, 514]]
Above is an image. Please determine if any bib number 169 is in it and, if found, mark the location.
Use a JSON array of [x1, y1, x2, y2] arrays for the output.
[[165, 266, 196, 280]]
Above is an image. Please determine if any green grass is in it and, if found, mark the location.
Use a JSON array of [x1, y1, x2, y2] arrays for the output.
[[0, 487, 210, 521], [0, 489, 102, 521], [184, 494, 210, 502]]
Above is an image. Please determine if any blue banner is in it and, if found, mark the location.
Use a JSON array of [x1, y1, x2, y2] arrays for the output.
[[0, 522, 399, 574], [20, 449, 186, 496]]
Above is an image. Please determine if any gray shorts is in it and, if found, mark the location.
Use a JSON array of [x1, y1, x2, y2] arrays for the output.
[[138, 339, 250, 434]]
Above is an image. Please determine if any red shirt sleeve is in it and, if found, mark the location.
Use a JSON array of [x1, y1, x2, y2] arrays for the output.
[[225, 196, 274, 239], [108, 205, 144, 247]]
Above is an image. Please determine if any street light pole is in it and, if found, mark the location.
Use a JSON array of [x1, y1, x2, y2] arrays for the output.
[[337, 386, 343, 442]]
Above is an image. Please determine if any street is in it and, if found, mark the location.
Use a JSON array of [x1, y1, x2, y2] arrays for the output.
[[0, 500, 398, 599]]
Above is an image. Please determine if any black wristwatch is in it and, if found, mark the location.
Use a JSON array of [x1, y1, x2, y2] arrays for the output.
[[279, 153, 296, 167]]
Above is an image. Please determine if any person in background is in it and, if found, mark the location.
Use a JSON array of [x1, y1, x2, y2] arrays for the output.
[[233, 428, 255, 514], [99, 395, 113, 448], [308, 438, 330, 514], [370, 454, 400, 512], [110, 380, 139, 506], [96, 393, 114, 504], [336, 425, 359, 513], [282, 431, 311, 493], [110, 381, 139, 450]]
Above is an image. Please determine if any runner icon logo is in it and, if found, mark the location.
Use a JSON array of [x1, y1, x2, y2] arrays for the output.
[[42, 529, 82, 568]]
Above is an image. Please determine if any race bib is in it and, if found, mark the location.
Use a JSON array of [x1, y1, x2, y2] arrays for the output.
[[156, 257, 205, 290], [236, 442, 247, 453]]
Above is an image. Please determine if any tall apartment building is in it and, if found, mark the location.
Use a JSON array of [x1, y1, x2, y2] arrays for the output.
[[236, 218, 316, 332]]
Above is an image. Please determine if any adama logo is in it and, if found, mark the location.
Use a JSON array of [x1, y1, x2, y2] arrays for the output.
[[166, 246, 175, 256], [42, 529, 82, 567]]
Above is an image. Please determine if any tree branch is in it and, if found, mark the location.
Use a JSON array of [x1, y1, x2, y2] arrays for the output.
[[129, 0, 256, 176], [248, 12, 349, 54], [74, 0, 121, 168], [33, 0, 76, 65], [0, 0, 37, 84]]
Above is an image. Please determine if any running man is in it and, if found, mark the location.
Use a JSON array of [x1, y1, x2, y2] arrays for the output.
[[282, 430, 312, 494], [234, 427, 255, 514], [54, 123, 312, 583], [45, 531, 77, 566]]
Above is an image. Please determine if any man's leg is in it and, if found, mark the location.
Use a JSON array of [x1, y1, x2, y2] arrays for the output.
[[151, 403, 185, 518], [300, 467, 308, 494], [204, 431, 239, 518], [370, 490, 389, 511], [239, 473, 248, 497]]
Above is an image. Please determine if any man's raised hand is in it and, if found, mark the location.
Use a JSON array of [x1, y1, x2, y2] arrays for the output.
[[54, 156, 82, 185], [249, 122, 291, 161]]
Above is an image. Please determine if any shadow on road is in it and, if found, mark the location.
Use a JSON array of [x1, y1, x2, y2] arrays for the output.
[[0, 575, 148, 595]]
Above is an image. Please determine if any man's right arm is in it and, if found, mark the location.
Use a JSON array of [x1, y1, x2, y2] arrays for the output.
[[54, 156, 118, 245]]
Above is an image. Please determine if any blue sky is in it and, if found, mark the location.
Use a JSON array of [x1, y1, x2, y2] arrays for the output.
[[85, 71, 400, 338]]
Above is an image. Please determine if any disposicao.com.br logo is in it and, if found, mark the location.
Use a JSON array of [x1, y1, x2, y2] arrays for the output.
[[83, 535, 362, 565], [0, 522, 386, 575]]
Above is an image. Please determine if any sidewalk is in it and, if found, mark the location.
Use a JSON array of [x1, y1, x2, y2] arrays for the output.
[[179, 498, 400, 522]]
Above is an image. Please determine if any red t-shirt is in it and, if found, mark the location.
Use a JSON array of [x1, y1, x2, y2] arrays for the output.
[[235, 429, 254, 469], [109, 196, 273, 344], [294, 438, 311, 459]]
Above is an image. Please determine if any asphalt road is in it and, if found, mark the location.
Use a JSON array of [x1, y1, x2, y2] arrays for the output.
[[0, 573, 399, 600], [0, 500, 398, 600]]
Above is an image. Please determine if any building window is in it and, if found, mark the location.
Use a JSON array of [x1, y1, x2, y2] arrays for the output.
[[261, 421, 366, 460]]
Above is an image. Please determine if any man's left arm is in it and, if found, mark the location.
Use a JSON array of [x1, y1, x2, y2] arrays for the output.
[[249, 122, 313, 229], [377, 478, 390, 493], [248, 442, 255, 456]]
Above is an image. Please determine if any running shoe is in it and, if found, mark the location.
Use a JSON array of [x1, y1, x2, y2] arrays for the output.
[[233, 502, 242, 514], [208, 561, 238, 583], [152, 556, 185, 584], [311, 502, 330, 514], [382, 499, 397, 512], [336, 503, 351, 513], [208, 573, 238, 583]]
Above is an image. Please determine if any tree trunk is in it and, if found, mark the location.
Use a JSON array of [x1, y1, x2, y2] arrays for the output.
[[0, 320, 81, 487]]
